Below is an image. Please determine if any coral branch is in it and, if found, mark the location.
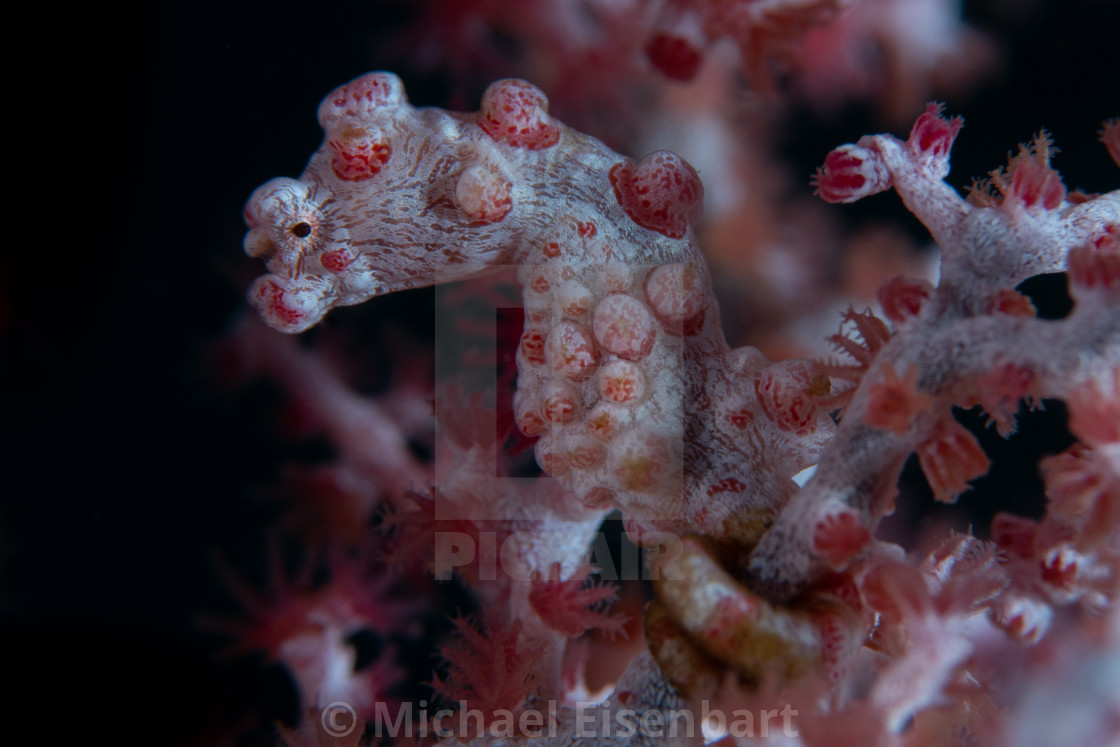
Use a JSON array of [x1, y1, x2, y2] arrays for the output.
[[238, 66, 1119, 746]]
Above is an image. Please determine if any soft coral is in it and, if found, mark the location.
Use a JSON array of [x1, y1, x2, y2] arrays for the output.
[[431, 612, 543, 734], [529, 563, 629, 639], [203, 541, 415, 720]]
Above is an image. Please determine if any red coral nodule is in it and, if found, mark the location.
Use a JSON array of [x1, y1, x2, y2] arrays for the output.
[[916, 418, 991, 503], [755, 359, 830, 435], [812, 510, 871, 568], [1068, 227, 1120, 293], [877, 275, 932, 323], [645, 33, 703, 81], [812, 145, 891, 203], [908, 102, 963, 159], [865, 362, 931, 435]]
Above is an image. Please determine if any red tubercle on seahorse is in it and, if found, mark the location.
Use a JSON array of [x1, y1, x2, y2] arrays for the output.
[[328, 126, 391, 181], [478, 78, 561, 150], [610, 151, 704, 239]]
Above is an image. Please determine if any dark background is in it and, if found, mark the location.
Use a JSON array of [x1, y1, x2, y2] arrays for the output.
[[1, 1, 1117, 743]]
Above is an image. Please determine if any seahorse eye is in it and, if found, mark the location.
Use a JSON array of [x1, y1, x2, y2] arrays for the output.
[[291, 222, 312, 238]]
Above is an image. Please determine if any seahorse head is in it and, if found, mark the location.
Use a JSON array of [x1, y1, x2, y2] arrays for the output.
[[242, 72, 534, 332]]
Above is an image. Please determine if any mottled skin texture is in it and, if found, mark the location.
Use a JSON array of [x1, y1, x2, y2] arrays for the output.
[[244, 72, 832, 555]]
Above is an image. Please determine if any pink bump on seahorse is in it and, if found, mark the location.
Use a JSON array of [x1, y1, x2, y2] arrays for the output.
[[242, 72, 833, 548]]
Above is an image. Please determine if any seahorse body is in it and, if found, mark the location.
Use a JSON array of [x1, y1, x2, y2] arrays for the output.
[[243, 72, 833, 548]]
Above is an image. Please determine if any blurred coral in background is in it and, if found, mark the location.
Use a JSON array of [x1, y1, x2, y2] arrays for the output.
[[2, 1, 1117, 746]]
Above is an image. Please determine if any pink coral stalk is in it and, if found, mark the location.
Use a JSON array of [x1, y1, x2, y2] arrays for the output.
[[238, 68, 1119, 745]]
